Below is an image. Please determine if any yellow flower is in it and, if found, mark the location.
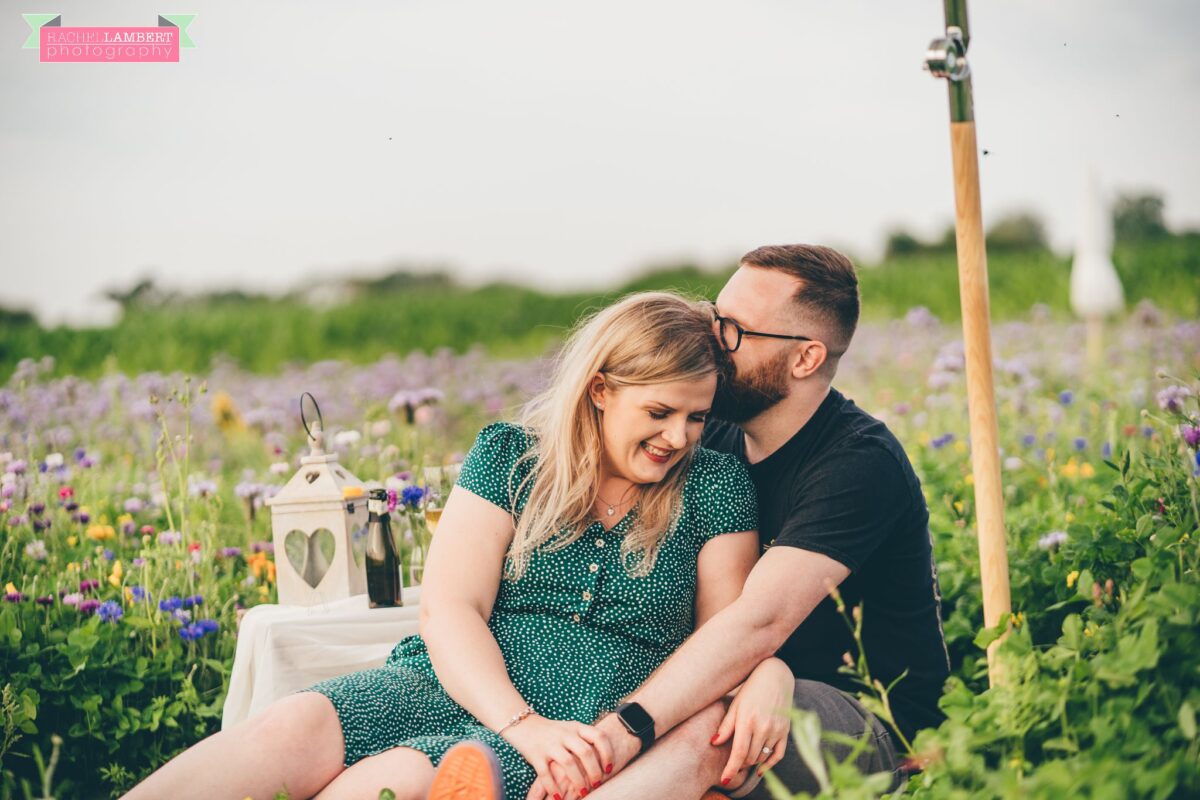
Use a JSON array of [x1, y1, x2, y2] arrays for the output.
[[211, 391, 246, 432], [1060, 458, 1080, 479], [1081, 463, 1095, 479], [1008, 757, 1022, 769], [124, 586, 133, 602], [66, 562, 80, 572], [1066, 570, 1080, 588], [118, 513, 133, 526], [86, 524, 115, 541], [258, 585, 270, 599], [954, 440, 968, 454], [1012, 612, 1026, 628], [1065, 512, 1075, 524], [964, 473, 974, 486], [1045, 448, 1056, 463], [1084, 626, 1094, 638], [918, 431, 931, 445], [108, 560, 123, 588], [953, 500, 964, 513], [67, 536, 78, 547], [4, 582, 17, 595]]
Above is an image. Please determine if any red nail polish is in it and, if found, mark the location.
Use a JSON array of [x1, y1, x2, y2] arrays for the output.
[[581, 789, 589, 797], [554, 795, 561, 800], [593, 781, 601, 788], [721, 778, 731, 787], [605, 764, 613, 774], [710, 734, 719, 744]]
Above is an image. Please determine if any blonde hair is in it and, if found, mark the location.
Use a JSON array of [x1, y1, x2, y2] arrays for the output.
[[506, 291, 721, 579]]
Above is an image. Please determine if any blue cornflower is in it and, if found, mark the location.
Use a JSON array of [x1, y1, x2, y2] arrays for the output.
[[97, 600, 123, 623], [1058, 390, 1074, 406], [102, 548, 115, 561], [172, 609, 191, 624], [130, 585, 148, 602], [400, 485, 427, 509], [1102, 441, 1113, 459], [181, 594, 204, 608], [158, 596, 183, 612], [1073, 437, 1087, 451], [931, 433, 955, 450], [179, 624, 204, 642], [197, 619, 219, 634], [1021, 433, 1037, 447]]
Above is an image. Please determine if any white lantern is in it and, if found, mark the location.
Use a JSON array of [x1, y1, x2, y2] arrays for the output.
[[265, 395, 369, 606]]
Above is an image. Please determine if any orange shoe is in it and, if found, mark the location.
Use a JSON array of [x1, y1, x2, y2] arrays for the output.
[[428, 741, 503, 800]]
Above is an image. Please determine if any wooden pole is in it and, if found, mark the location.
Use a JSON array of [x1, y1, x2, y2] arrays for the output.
[[929, 0, 1012, 686]]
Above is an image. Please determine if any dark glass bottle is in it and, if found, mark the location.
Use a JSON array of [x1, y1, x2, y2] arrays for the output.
[[365, 489, 403, 608]]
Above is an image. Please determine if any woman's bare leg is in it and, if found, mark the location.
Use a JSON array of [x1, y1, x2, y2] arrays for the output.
[[124, 692, 346, 799], [313, 746, 434, 800]]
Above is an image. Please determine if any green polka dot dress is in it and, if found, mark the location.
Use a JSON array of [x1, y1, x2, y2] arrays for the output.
[[301, 422, 757, 800]]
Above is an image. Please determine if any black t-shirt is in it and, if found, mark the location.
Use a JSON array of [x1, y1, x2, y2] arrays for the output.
[[702, 388, 950, 743]]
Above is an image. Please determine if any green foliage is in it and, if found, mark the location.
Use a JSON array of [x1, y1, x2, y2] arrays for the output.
[[4, 235, 1199, 382], [1114, 192, 1170, 243]]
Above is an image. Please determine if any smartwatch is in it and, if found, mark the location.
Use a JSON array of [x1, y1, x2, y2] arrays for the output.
[[614, 702, 656, 753]]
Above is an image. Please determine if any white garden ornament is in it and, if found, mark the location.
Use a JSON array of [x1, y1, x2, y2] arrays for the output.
[[265, 395, 369, 606], [1071, 170, 1125, 363]]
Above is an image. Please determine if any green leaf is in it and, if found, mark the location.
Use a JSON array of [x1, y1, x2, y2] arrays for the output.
[[1180, 701, 1197, 741], [378, 790, 397, 800], [1076, 569, 1095, 599]]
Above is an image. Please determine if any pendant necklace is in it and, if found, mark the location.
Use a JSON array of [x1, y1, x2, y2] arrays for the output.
[[597, 482, 639, 517]]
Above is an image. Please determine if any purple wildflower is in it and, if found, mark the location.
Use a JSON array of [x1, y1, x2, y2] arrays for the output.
[[35, 595, 54, 606], [158, 530, 182, 545], [178, 623, 204, 642], [131, 557, 146, 567], [1181, 425, 1200, 448], [62, 592, 83, 607], [1058, 390, 1074, 406], [29, 502, 45, 516], [4, 592, 24, 603], [102, 548, 115, 561], [220, 546, 242, 559], [123, 498, 144, 514], [1102, 441, 1113, 459], [931, 433, 955, 450], [1073, 437, 1087, 451], [1037, 531, 1068, 551], [130, 585, 148, 602], [78, 599, 101, 615], [97, 600, 123, 623], [158, 596, 183, 612], [79, 579, 100, 594], [1157, 385, 1194, 413], [251, 541, 274, 554]]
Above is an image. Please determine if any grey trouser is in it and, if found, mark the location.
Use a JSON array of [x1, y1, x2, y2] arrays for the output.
[[732, 679, 904, 799]]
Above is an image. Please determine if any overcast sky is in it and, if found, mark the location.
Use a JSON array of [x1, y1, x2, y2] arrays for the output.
[[3, 1, 1198, 326]]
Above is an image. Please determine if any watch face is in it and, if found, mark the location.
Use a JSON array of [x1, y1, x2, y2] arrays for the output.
[[617, 702, 654, 734]]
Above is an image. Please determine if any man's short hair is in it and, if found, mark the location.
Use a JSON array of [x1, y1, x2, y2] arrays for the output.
[[740, 244, 860, 359]]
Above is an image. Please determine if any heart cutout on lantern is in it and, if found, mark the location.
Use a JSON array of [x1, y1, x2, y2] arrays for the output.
[[304, 471, 320, 484], [350, 523, 368, 569], [284, 528, 336, 588]]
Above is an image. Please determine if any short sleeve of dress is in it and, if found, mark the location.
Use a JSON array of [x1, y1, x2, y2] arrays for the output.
[[691, 448, 759, 542], [454, 422, 534, 513]]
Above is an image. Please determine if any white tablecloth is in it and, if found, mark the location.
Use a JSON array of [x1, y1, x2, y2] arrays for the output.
[[222, 587, 423, 730]]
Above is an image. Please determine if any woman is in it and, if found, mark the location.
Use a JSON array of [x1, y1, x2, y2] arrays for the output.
[[126, 292, 793, 800]]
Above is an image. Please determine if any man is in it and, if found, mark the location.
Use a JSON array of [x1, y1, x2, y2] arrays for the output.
[[582, 244, 951, 798], [430, 244, 949, 800]]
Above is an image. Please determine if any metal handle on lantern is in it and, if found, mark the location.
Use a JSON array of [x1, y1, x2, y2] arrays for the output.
[[300, 392, 326, 456]]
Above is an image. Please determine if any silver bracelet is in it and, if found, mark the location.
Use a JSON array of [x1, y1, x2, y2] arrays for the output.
[[497, 706, 536, 736]]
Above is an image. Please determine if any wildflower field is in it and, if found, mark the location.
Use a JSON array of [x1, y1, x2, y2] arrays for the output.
[[1, 307, 1198, 799]]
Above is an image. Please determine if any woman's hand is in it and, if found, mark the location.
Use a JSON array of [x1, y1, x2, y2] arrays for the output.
[[712, 658, 794, 786], [504, 715, 613, 800]]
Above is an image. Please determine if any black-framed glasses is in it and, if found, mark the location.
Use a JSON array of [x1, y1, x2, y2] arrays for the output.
[[705, 302, 813, 353]]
